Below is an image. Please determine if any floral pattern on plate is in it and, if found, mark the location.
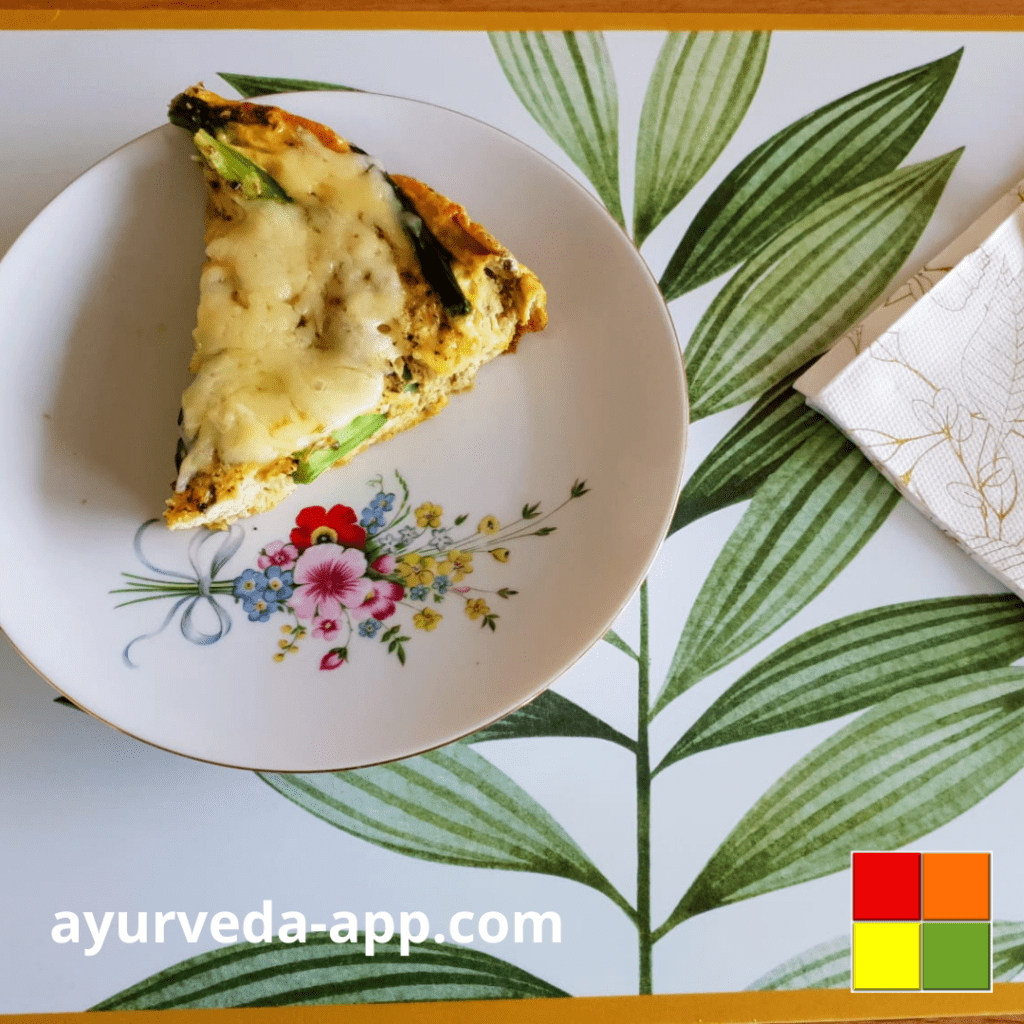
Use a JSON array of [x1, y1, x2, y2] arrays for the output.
[[115, 472, 589, 670]]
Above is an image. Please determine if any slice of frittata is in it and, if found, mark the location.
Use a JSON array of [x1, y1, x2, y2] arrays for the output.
[[165, 86, 547, 530]]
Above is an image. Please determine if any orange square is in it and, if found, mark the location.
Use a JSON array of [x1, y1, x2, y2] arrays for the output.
[[922, 853, 990, 920]]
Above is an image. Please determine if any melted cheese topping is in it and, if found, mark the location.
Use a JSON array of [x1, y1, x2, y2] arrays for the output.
[[176, 129, 414, 489]]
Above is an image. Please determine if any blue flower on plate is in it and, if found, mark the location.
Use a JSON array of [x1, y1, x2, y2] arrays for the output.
[[358, 618, 383, 638], [410, 585, 429, 601], [371, 492, 395, 513], [264, 565, 294, 602], [433, 574, 450, 596], [360, 507, 386, 535], [234, 568, 267, 600], [244, 594, 279, 623]]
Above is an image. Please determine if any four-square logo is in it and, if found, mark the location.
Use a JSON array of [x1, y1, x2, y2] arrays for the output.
[[851, 851, 992, 992]]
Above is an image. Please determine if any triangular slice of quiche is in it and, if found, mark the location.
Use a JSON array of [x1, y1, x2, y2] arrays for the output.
[[164, 86, 547, 530]]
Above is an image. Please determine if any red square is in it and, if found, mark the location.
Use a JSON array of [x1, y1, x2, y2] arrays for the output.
[[853, 852, 921, 920]]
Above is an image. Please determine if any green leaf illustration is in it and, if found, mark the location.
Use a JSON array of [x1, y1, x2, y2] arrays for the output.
[[660, 49, 962, 299], [219, 72, 359, 97], [261, 743, 632, 917], [746, 935, 850, 990], [602, 628, 640, 662], [658, 593, 1024, 769], [668, 369, 824, 534], [92, 934, 567, 1009], [470, 689, 635, 751], [748, 921, 1024, 990], [655, 668, 1024, 937], [652, 424, 899, 717], [490, 31, 624, 227], [684, 148, 962, 421], [633, 31, 769, 246], [994, 920, 1024, 982]]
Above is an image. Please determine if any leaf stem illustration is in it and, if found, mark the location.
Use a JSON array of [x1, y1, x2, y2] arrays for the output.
[[635, 580, 653, 993]]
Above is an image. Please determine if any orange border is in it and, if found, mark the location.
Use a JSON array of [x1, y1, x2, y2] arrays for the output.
[[3, 985, 1024, 1022], [2, 9, 1024, 29]]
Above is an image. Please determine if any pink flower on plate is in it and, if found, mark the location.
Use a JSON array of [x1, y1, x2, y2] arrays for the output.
[[360, 579, 405, 621], [258, 540, 299, 571], [291, 544, 372, 621], [321, 648, 346, 671], [371, 554, 396, 575], [312, 614, 342, 640]]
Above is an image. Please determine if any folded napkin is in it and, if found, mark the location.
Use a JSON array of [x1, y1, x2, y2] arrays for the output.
[[796, 175, 1024, 599]]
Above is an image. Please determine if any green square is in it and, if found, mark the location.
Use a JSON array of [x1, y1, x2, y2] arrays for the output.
[[922, 922, 990, 990]]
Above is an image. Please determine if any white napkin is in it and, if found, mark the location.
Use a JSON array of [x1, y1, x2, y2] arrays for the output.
[[796, 175, 1024, 599]]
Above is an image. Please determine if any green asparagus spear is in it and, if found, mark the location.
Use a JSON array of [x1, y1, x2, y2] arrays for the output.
[[291, 414, 388, 485], [169, 90, 470, 314]]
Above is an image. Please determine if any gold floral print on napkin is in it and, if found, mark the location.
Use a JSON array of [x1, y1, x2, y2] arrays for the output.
[[802, 197, 1024, 598]]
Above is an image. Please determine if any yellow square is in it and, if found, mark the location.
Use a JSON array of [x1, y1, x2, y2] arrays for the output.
[[853, 922, 921, 990]]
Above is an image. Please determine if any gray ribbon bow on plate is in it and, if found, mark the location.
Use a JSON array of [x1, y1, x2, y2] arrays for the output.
[[115, 519, 244, 667]]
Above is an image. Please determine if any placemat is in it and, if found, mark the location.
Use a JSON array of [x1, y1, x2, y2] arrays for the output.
[[3, 20, 1024, 1020]]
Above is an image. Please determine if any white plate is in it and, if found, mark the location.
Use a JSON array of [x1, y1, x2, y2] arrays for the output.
[[0, 92, 686, 770]]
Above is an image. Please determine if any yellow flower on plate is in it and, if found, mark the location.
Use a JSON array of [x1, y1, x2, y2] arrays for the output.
[[415, 502, 443, 529], [273, 652, 285, 663], [489, 548, 510, 563], [465, 599, 490, 620], [413, 607, 443, 632], [439, 549, 474, 582], [478, 514, 500, 534], [398, 553, 437, 587]]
